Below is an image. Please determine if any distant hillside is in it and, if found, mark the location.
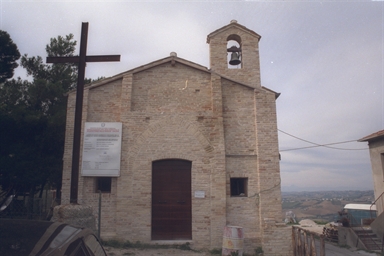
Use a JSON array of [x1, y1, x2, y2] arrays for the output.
[[282, 190, 374, 222], [281, 185, 373, 192]]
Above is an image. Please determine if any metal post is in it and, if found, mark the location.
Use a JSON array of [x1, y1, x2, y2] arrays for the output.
[[98, 190, 101, 239], [292, 227, 296, 256]]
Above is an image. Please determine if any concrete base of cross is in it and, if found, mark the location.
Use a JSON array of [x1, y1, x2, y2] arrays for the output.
[[51, 204, 96, 233]]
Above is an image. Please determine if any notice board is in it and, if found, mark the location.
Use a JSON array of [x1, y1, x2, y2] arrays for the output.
[[81, 122, 122, 177]]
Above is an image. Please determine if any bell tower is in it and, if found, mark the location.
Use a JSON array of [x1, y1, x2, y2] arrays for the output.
[[207, 20, 262, 88]]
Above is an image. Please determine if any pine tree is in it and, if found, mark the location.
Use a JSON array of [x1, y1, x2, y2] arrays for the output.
[[0, 30, 21, 83], [0, 34, 77, 207]]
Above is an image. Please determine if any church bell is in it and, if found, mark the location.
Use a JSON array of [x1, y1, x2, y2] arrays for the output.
[[227, 45, 241, 66], [229, 52, 241, 66]]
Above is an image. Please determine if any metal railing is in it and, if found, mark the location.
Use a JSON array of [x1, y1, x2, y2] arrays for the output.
[[0, 191, 56, 220], [347, 212, 381, 251], [370, 191, 384, 219]]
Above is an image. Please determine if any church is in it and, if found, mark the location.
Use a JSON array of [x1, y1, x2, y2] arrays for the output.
[[61, 20, 292, 255]]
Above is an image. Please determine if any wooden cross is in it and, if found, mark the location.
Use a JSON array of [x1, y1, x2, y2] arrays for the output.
[[47, 22, 120, 204]]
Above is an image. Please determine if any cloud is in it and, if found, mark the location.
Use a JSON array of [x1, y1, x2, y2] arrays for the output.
[[2, 1, 381, 192]]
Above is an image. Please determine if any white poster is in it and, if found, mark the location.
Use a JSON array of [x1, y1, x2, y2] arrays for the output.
[[194, 191, 205, 198], [81, 122, 122, 177]]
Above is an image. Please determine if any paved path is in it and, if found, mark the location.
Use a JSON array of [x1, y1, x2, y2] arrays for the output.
[[318, 241, 379, 256], [298, 221, 380, 256]]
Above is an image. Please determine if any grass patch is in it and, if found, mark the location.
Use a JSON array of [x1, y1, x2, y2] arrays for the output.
[[285, 222, 299, 226], [102, 239, 193, 251], [209, 248, 221, 254], [208, 247, 264, 256], [103, 239, 125, 248], [282, 201, 302, 209], [313, 220, 328, 225]]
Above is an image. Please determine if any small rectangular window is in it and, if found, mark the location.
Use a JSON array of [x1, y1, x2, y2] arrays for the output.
[[230, 178, 248, 197], [95, 177, 111, 193]]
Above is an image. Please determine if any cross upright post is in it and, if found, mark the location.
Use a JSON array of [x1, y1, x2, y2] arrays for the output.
[[47, 22, 120, 204]]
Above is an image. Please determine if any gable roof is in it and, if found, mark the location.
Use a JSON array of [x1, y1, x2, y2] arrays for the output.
[[82, 54, 279, 98], [206, 20, 261, 43], [358, 130, 384, 142], [127, 53, 210, 75], [83, 54, 209, 91]]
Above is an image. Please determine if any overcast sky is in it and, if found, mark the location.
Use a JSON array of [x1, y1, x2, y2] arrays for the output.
[[1, 0, 383, 192]]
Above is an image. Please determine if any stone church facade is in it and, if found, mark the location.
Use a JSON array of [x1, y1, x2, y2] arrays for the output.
[[61, 21, 292, 255]]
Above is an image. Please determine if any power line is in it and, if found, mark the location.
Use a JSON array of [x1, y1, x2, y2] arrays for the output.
[[278, 129, 368, 152]]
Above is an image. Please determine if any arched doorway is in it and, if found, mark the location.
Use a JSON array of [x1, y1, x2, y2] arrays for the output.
[[151, 159, 192, 240]]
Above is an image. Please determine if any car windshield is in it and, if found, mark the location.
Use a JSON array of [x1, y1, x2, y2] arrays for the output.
[[49, 225, 81, 248], [0, 219, 106, 256]]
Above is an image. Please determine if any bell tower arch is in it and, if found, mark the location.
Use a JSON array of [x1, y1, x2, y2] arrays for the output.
[[207, 20, 262, 88], [227, 34, 242, 69]]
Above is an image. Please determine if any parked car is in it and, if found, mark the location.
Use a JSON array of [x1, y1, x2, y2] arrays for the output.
[[0, 219, 107, 256]]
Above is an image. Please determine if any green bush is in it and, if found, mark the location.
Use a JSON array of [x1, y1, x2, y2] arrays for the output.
[[209, 248, 222, 255], [102, 239, 124, 247], [254, 246, 264, 255]]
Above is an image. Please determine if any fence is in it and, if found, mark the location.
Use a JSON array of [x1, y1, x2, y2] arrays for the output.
[[0, 190, 56, 220], [292, 226, 325, 256]]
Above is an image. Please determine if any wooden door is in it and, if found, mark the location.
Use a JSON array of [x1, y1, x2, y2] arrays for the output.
[[152, 159, 192, 240]]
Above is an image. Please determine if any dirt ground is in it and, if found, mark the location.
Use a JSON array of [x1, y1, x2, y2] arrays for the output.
[[102, 220, 325, 256], [104, 247, 212, 256]]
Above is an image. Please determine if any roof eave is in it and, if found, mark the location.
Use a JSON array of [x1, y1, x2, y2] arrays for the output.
[[358, 130, 384, 142], [78, 56, 210, 91], [207, 22, 261, 43]]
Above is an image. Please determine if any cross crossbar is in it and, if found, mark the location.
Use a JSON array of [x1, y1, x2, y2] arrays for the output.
[[47, 55, 120, 63]]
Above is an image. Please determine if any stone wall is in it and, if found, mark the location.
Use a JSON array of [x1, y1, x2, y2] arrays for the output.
[[63, 63, 228, 248], [366, 139, 384, 216], [262, 219, 293, 256]]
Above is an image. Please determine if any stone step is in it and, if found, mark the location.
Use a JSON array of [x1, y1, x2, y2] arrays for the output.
[[353, 228, 373, 233], [352, 227, 383, 251], [359, 234, 378, 239], [362, 240, 381, 246], [365, 245, 382, 251]]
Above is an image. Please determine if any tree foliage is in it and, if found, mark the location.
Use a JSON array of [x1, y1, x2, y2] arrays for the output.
[[0, 30, 21, 83], [0, 34, 77, 200]]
